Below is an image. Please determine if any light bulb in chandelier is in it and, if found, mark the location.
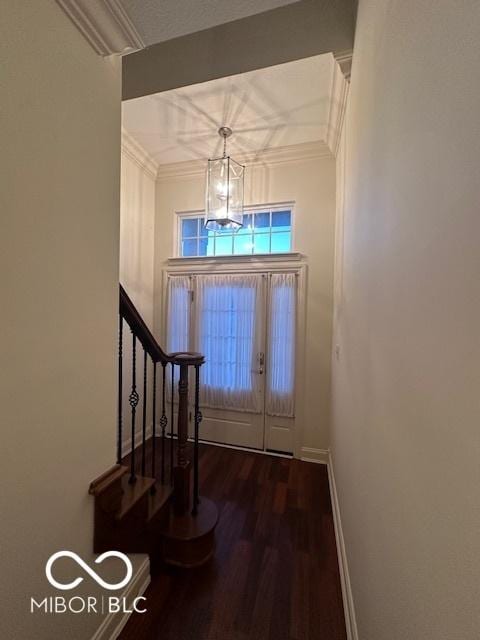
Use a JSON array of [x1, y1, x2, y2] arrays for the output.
[[205, 127, 245, 232], [215, 163, 229, 201]]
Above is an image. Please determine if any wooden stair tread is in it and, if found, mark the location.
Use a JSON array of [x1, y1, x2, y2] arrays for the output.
[[162, 497, 218, 541], [147, 484, 173, 522], [89, 465, 128, 496], [115, 475, 156, 521]]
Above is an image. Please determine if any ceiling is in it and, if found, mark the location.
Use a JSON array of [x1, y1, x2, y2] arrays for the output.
[[122, 54, 335, 166], [119, 0, 302, 46]]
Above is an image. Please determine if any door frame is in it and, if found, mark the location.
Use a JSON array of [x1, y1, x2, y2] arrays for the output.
[[162, 252, 307, 459]]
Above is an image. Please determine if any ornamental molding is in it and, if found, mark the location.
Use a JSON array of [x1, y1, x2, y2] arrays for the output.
[[333, 50, 353, 82], [166, 252, 306, 271], [56, 0, 145, 56], [325, 52, 351, 157], [121, 128, 159, 180], [156, 141, 333, 182]]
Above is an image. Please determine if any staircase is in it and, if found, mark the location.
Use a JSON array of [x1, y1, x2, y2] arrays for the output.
[[88, 285, 218, 569]]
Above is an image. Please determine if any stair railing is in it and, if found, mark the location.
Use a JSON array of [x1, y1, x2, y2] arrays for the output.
[[118, 285, 204, 516]]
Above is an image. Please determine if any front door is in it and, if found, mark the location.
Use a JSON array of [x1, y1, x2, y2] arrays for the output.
[[166, 271, 297, 452], [192, 273, 266, 449]]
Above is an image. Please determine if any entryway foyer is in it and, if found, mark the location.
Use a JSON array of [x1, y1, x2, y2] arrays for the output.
[[89, 34, 344, 638], [4, 2, 480, 640]]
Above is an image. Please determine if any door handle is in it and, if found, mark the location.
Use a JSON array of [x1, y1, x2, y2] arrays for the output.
[[252, 352, 265, 374]]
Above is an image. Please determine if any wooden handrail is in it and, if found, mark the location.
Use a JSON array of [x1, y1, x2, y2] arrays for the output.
[[170, 351, 205, 366], [119, 285, 205, 366], [120, 284, 170, 363]]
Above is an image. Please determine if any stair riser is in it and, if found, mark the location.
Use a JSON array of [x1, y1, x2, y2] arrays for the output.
[[92, 483, 173, 557], [94, 494, 150, 553]]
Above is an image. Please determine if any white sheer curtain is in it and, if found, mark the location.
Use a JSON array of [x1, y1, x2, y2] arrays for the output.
[[166, 275, 191, 394], [166, 275, 191, 353], [266, 272, 296, 417], [194, 273, 262, 412]]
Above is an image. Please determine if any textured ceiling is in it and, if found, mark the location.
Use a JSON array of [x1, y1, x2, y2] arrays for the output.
[[120, 0, 302, 46], [122, 54, 334, 165]]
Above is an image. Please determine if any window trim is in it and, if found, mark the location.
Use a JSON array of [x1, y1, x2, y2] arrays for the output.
[[174, 201, 296, 258]]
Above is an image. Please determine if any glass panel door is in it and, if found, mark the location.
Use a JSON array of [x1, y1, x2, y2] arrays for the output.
[[194, 273, 264, 413], [166, 270, 298, 452]]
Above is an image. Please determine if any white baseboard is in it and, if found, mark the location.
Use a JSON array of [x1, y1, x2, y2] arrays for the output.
[[299, 446, 329, 464], [90, 556, 150, 640], [327, 451, 359, 640]]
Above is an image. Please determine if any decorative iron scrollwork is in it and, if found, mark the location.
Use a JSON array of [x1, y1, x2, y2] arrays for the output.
[[129, 389, 139, 408]]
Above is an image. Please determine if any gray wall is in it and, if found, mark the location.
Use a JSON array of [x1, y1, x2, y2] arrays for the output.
[[123, 0, 356, 99]]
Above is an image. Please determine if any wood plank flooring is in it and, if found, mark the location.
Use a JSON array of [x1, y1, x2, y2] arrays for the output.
[[118, 444, 346, 640]]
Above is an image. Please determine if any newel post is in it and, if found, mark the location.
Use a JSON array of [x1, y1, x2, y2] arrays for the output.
[[163, 352, 218, 568], [173, 362, 191, 515], [171, 352, 204, 516]]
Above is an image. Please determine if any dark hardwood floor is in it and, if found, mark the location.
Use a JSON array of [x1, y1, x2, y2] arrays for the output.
[[119, 443, 347, 640]]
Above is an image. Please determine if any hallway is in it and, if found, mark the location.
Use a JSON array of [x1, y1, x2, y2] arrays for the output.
[[119, 444, 346, 640]]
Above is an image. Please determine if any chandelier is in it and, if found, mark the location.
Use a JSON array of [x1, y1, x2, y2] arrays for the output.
[[205, 127, 245, 232]]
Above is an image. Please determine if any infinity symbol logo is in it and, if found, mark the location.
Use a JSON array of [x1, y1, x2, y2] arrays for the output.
[[46, 551, 133, 591]]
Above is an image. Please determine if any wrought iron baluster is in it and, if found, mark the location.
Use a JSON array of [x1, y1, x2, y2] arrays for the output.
[[117, 315, 123, 464], [141, 349, 147, 476], [160, 363, 167, 484], [151, 359, 157, 492], [129, 332, 139, 484]]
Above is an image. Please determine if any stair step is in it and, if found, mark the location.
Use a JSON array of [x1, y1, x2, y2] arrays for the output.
[[115, 475, 156, 521], [89, 464, 128, 496]]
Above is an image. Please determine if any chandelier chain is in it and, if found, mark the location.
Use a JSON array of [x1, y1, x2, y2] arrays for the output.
[[218, 126, 232, 158]]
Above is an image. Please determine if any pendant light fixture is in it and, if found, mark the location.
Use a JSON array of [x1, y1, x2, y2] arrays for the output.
[[205, 126, 245, 232]]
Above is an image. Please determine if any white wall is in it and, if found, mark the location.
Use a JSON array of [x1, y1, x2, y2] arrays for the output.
[[0, 2, 126, 638], [120, 150, 156, 327], [331, 1, 480, 638], [119, 147, 157, 454], [153, 153, 336, 452]]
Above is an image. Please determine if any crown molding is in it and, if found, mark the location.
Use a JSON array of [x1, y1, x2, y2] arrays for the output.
[[121, 129, 158, 180], [326, 56, 350, 157], [333, 49, 353, 82], [56, 0, 145, 56], [156, 141, 332, 181]]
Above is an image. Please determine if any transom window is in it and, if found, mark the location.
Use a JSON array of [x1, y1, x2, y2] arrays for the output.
[[177, 205, 293, 258]]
